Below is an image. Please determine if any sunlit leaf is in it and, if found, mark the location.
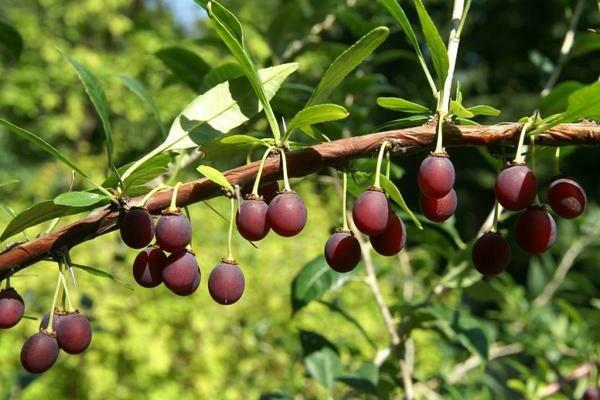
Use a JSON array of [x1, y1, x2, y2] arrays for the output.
[[412, 0, 448, 86], [379, 174, 422, 229], [377, 97, 430, 114], [197, 165, 234, 193]]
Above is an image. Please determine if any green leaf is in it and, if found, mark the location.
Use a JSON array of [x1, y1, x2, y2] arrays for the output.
[[304, 347, 344, 390], [547, 81, 600, 128], [466, 104, 501, 117], [197, 165, 234, 193], [412, 0, 449, 86], [379, 0, 420, 58], [63, 53, 115, 170], [539, 81, 584, 117], [450, 100, 474, 118], [0, 179, 18, 189], [306, 27, 389, 107], [200, 134, 267, 162], [70, 263, 133, 290], [119, 75, 165, 138], [54, 191, 111, 207], [207, 1, 282, 141], [165, 63, 298, 151], [0, 119, 108, 194], [200, 62, 245, 92], [0, 201, 94, 242], [156, 46, 210, 91], [220, 134, 267, 146], [102, 153, 171, 192], [377, 97, 430, 114], [379, 174, 422, 229], [374, 115, 430, 131], [571, 32, 600, 57], [286, 104, 349, 137], [0, 20, 23, 61], [337, 363, 379, 395], [291, 255, 357, 313], [300, 330, 339, 356]]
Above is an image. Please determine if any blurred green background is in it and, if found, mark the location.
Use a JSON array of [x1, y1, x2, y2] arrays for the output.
[[1, 0, 600, 398]]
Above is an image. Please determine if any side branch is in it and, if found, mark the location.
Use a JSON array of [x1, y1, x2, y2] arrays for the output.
[[1, 121, 599, 276]]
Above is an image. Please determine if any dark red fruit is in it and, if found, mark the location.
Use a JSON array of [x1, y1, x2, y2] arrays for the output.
[[162, 251, 200, 296], [236, 196, 270, 241], [56, 311, 92, 354], [548, 177, 587, 219], [133, 246, 167, 288], [583, 388, 600, 400], [324, 231, 361, 272], [20, 331, 59, 374], [420, 189, 457, 222], [40, 310, 67, 331], [418, 153, 455, 199], [494, 164, 537, 211], [352, 188, 389, 236], [208, 261, 245, 305], [119, 207, 155, 249], [0, 288, 24, 329], [515, 206, 557, 254], [370, 213, 406, 256], [472, 232, 511, 276], [155, 211, 192, 253], [267, 191, 307, 237]]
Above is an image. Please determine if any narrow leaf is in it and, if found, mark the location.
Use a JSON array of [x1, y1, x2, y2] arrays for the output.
[[557, 81, 600, 123], [197, 165, 234, 193], [200, 62, 244, 91], [377, 97, 430, 114], [63, 53, 115, 169], [307, 27, 389, 106], [156, 46, 210, 91], [412, 0, 449, 85], [119, 75, 165, 138], [71, 263, 133, 290], [304, 347, 344, 390], [286, 104, 349, 135], [54, 191, 111, 207], [466, 104, 501, 117], [379, 174, 423, 229], [450, 100, 474, 118], [539, 81, 583, 117]]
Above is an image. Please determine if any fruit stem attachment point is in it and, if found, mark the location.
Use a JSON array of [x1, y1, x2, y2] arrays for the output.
[[169, 182, 183, 213], [342, 172, 349, 231], [514, 119, 534, 164], [373, 140, 389, 188], [252, 146, 275, 196], [140, 184, 169, 208], [47, 269, 63, 334], [279, 148, 292, 192], [226, 197, 235, 261]]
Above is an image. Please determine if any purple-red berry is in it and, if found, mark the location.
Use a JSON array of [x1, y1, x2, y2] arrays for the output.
[[208, 260, 245, 305], [420, 189, 457, 222], [548, 177, 587, 219], [267, 191, 307, 237], [56, 311, 92, 354], [39, 309, 67, 331], [418, 153, 455, 199], [236, 196, 270, 241], [162, 251, 200, 296], [133, 246, 167, 288], [20, 331, 59, 374], [495, 164, 537, 211], [370, 213, 406, 256], [155, 211, 192, 253], [472, 232, 511, 276], [119, 207, 155, 249], [352, 188, 389, 236], [515, 206, 557, 254], [324, 231, 361, 272], [0, 287, 24, 329], [583, 388, 600, 400]]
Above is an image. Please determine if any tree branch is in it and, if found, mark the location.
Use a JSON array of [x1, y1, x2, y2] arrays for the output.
[[1, 121, 599, 277]]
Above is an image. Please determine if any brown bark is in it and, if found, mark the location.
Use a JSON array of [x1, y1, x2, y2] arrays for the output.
[[1, 121, 599, 278]]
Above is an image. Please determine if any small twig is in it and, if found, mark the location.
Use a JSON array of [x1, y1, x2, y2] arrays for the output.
[[447, 343, 525, 383]]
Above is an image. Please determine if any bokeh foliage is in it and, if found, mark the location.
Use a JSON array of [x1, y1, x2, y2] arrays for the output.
[[1, 0, 600, 399]]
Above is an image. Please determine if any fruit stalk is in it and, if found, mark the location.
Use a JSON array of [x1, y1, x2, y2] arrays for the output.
[[342, 172, 349, 231], [46, 270, 63, 334], [279, 148, 292, 192], [226, 197, 235, 262], [252, 146, 275, 196], [169, 182, 183, 213], [373, 140, 389, 189]]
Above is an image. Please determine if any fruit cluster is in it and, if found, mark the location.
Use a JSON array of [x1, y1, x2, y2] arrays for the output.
[[584, 388, 600, 400]]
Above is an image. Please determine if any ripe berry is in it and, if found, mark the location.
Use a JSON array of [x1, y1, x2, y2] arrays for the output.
[[548, 177, 587, 219], [472, 232, 511, 276], [0, 288, 24, 329], [370, 213, 406, 256], [20, 331, 59, 374], [494, 164, 537, 211], [267, 191, 307, 237], [162, 251, 200, 296], [155, 211, 192, 253], [133, 246, 167, 288], [236, 196, 270, 241], [324, 231, 361, 272], [352, 188, 389, 236], [583, 388, 600, 400], [56, 311, 92, 354], [40, 309, 67, 331], [515, 206, 557, 254], [208, 260, 245, 305], [418, 153, 455, 199], [119, 207, 155, 249], [420, 189, 457, 222]]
